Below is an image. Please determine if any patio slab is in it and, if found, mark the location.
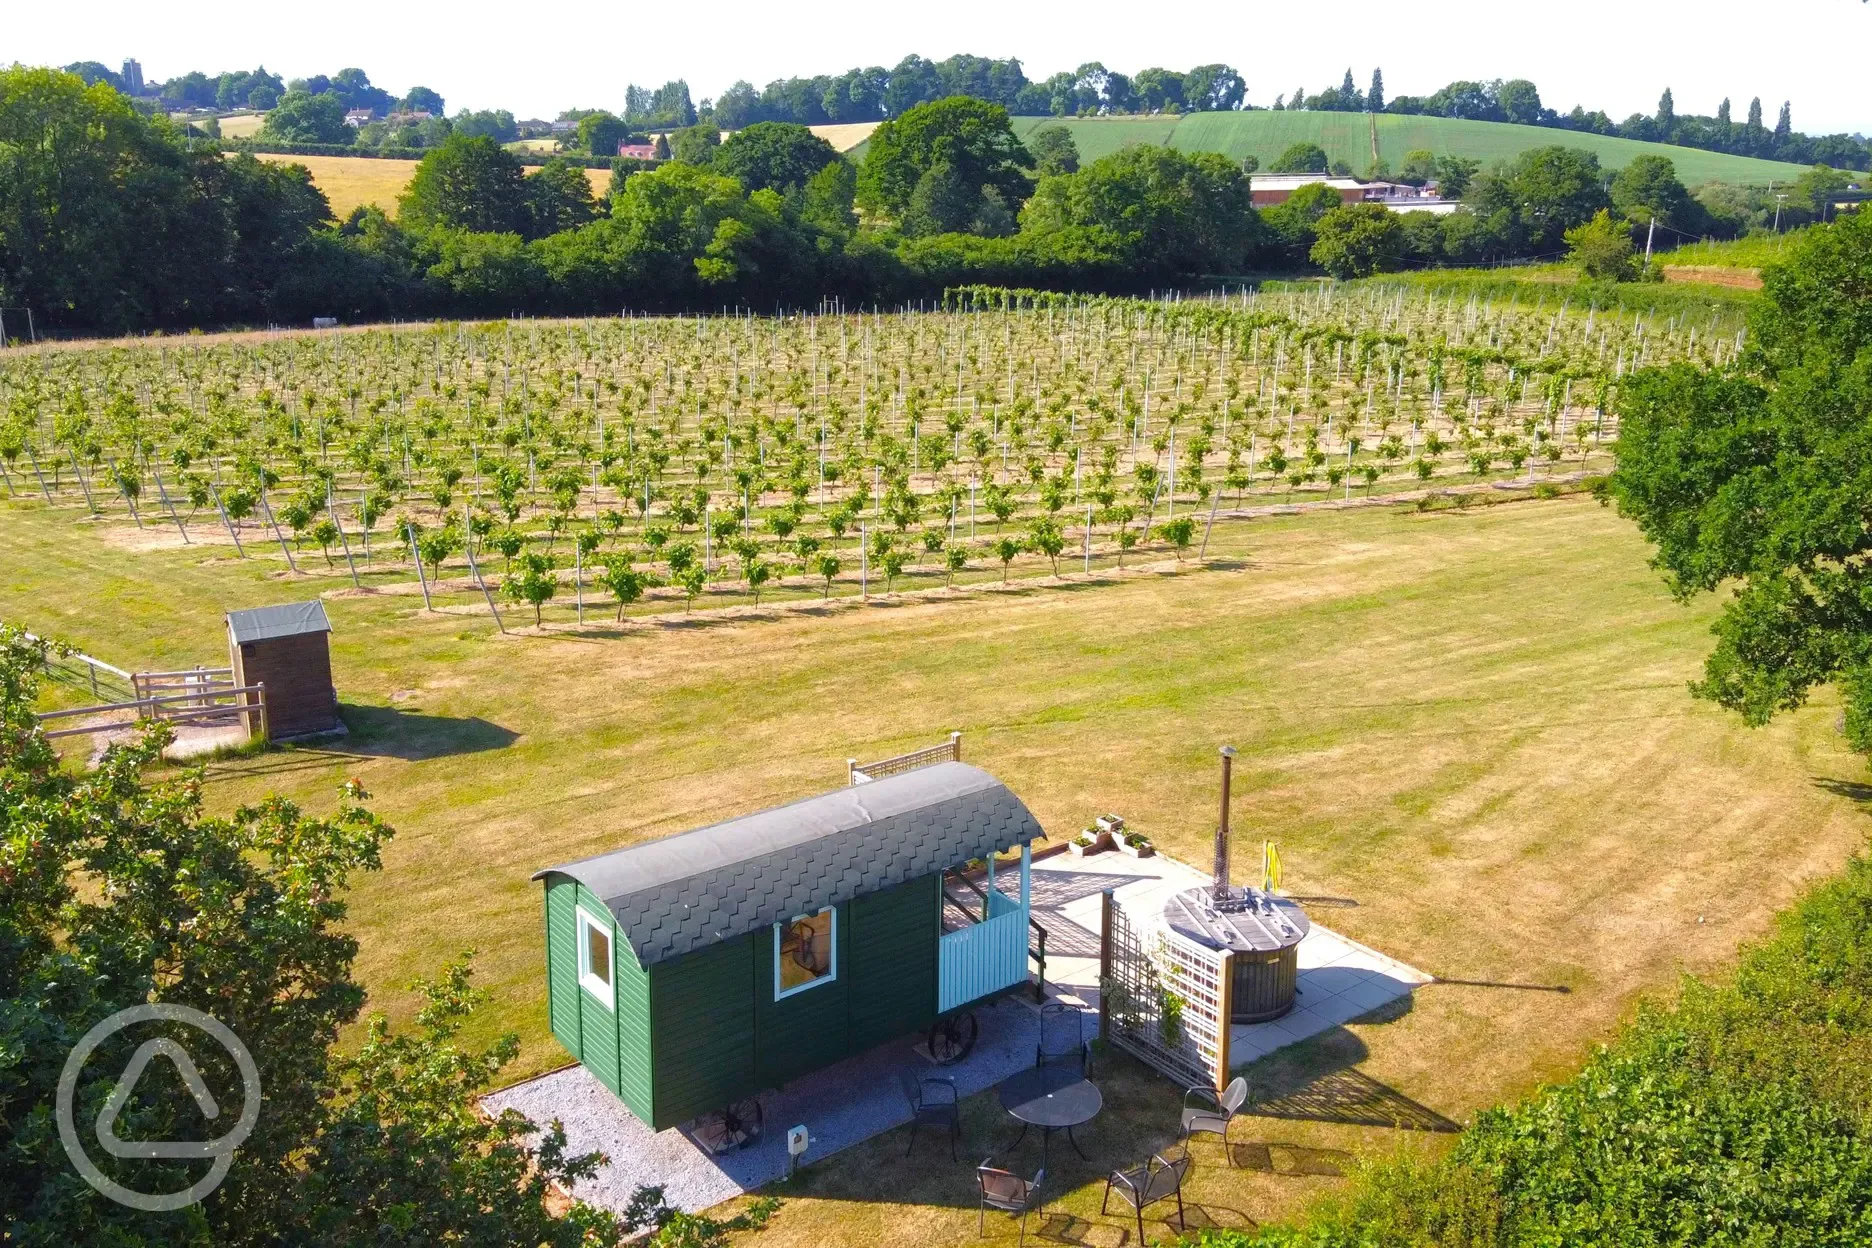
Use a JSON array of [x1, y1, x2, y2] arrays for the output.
[[1023, 848, 1432, 1072]]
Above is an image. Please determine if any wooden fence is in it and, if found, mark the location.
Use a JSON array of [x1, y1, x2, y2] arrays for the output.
[[848, 731, 962, 785], [1100, 890, 1233, 1093], [35, 682, 268, 742]]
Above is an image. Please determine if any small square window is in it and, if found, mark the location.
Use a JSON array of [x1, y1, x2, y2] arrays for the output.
[[577, 908, 615, 1008], [774, 908, 836, 999]]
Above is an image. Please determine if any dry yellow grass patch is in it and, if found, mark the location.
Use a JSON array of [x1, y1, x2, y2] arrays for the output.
[[249, 154, 610, 219], [809, 122, 881, 152]]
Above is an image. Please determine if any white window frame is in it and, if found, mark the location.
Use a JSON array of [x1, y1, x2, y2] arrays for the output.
[[576, 906, 616, 1009], [773, 906, 838, 1001]]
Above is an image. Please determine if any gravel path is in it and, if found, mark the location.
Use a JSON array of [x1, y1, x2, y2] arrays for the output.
[[483, 995, 1067, 1214]]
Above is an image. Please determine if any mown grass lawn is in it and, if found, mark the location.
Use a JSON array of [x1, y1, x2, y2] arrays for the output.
[[4, 492, 1866, 1242]]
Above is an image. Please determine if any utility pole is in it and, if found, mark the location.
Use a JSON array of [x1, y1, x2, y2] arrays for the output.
[[1774, 194, 1788, 232], [1643, 217, 1656, 266]]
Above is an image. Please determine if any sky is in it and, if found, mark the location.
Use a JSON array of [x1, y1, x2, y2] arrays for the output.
[[9, 0, 1870, 135]]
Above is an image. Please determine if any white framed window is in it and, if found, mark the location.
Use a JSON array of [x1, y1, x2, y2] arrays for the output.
[[774, 907, 837, 1000], [577, 907, 615, 1009]]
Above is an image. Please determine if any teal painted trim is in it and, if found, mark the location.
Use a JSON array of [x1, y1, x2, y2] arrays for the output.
[[938, 904, 1028, 1011]]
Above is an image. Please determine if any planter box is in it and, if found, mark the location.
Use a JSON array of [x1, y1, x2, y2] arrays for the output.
[[1069, 830, 1113, 857], [1117, 838, 1155, 859], [1095, 814, 1126, 836]]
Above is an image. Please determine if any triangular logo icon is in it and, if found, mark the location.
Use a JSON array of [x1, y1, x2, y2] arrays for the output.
[[95, 1038, 224, 1159]]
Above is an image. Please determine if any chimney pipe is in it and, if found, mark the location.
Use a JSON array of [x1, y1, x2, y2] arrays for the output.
[[1214, 745, 1237, 903]]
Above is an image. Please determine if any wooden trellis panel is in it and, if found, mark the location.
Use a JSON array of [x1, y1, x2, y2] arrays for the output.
[[1100, 892, 1232, 1092]]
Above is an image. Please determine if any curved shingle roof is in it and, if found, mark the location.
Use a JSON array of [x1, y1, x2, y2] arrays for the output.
[[534, 762, 1044, 967]]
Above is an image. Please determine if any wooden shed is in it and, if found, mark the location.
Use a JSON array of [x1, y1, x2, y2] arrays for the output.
[[225, 601, 341, 739], [533, 761, 1046, 1134]]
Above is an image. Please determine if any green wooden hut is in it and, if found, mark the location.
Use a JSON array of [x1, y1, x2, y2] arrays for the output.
[[533, 762, 1045, 1135]]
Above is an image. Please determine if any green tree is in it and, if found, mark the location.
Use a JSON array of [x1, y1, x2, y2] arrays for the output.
[[1157, 515, 1197, 560], [1027, 516, 1066, 574], [598, 560, 650, 621], [813, 551, 842, 598], [990, 534, 1023, 582], [1268, 142, 1330, 174], [1310, 203, 1406, 277], [576, 112, 631, 157], [712, 122, 838, 192], [0, 627, 628, 1244], [399, 135, 528, 234], [1608, 212, 1872, 754], [501, 550, 558, 625], [524, 158, 598, 238], [944, 544, 968, 586], [1027, 124, 1080, 176], [1611, 154, 1693, 229], [1565, 209, 1638, 281], [669, 121, 722, 166], [1466, 145, 1610, 255], [857, 96, 1032, 223], [1020, 145, 1261, 276], [261, 90, 349, 143]]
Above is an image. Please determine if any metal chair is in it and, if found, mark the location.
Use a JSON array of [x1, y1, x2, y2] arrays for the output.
[[1101, 1151, 1191, 1242], [1181, 1076, 1249, 1165], [1035, 1002, 1089, 1076], [899, 1069, 961, 1160], [977, 1158, 1045, 1246]]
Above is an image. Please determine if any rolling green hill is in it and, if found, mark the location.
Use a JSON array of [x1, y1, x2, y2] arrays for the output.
[[1009, 112, 1834, 186]]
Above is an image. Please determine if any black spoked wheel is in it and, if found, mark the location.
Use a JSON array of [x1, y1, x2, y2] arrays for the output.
[[927, 1011, 979, 1066], [694, 1096, 764, 1154]]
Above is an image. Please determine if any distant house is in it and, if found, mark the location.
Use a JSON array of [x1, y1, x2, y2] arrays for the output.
[[550, 119, 577, 135], [344, 109, 373, 128], [617, 142, 658, 161], [384, 110, 433, 126], [1249, 174, 1459, 215]]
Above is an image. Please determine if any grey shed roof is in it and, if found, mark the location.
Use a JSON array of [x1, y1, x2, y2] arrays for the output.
[[226, 601, 332, 645], [534, 761, 1045, 967]]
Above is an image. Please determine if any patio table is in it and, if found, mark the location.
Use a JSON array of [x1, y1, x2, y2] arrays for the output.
[[996, 1064, 1102, 1164]]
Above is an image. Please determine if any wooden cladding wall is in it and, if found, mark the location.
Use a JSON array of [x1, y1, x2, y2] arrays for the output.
[[228, 631, 339, 738]]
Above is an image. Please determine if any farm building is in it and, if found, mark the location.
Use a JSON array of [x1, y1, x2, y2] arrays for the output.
[[1249, 174, 1458, 213], [617, 141, 658, 161], [225, 601, 341, 739], [532, 761, 1045, 1134]]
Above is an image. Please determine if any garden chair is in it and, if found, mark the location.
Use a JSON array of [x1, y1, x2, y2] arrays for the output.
[[976, 1157, 1045, 1246], [1101, 1150, 1191, 1242], [899, 1069, 961, 1160], [1035, 1002, 1089, 1076], [1181, 1076, 1249, 1165]]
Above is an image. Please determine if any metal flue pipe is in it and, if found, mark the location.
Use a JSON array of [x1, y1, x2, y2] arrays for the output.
[[1214, 745, 1237, 903]]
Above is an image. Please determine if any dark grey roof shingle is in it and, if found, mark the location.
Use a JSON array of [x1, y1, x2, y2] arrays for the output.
[[533, 762, 1044, 967]]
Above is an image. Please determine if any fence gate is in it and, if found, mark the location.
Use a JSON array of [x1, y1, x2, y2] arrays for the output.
[[1100, 892, 1232, 1093]]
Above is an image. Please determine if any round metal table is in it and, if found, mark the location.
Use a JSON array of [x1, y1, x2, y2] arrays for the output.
[[996, 1064, 1102, 1163]]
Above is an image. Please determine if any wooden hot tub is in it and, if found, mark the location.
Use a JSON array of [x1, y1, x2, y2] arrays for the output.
[[1162, 887, 1310, 1023]]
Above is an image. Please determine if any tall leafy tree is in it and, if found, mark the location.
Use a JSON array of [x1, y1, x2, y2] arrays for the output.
[[260, 90, 349, 143], [857, 96, 1032, 223], [399, 135, 529, 234], [712, 122, 840, 193], [1609, 213, 1872, 751]]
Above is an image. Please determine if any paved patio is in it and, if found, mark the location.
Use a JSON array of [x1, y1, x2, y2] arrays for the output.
[[1020, 847, 1432, 1068], [484, 847, 1429, 1216]]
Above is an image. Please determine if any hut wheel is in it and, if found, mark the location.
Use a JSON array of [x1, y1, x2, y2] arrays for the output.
[[694, 1095, 765, 1154], [927, 1011, 979, 1066]]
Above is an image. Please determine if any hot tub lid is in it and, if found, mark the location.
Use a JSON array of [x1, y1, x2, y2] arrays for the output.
[[1163, 887, 1310, 953]]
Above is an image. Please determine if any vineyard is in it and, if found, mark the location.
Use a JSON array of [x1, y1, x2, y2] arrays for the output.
[[0, 287, 1741, 630]]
